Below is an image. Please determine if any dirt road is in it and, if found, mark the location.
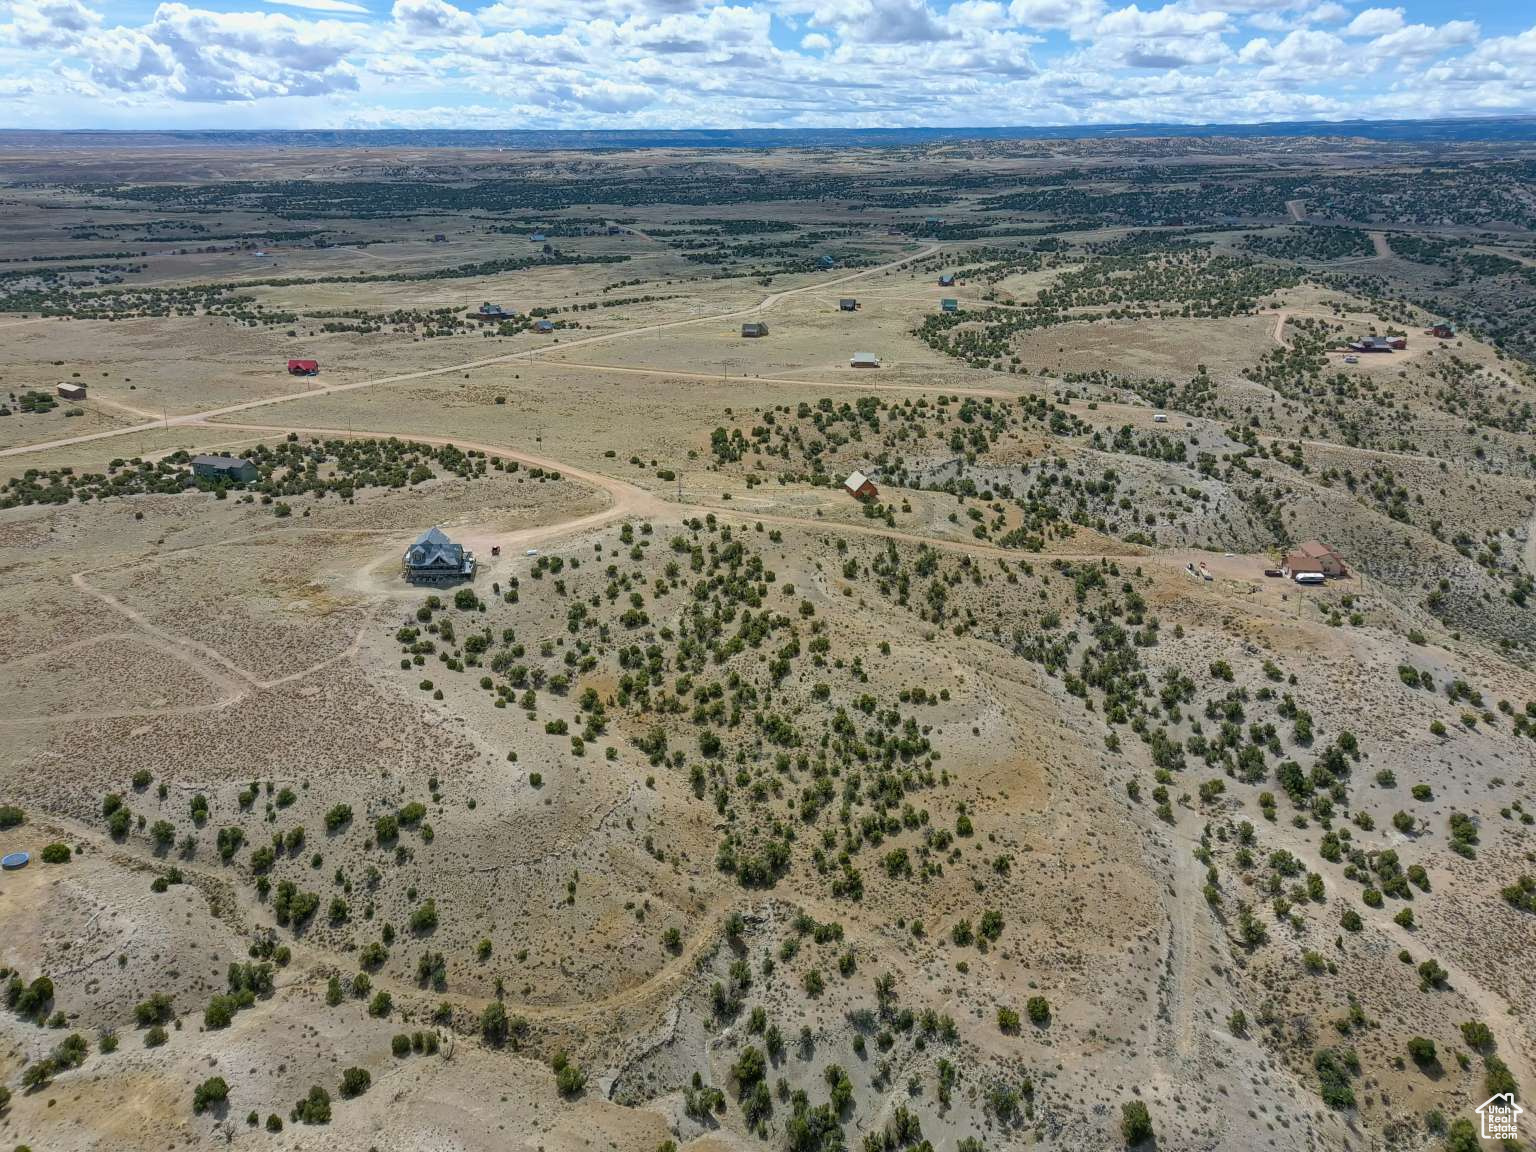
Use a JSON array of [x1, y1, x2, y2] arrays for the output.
[[0, 245, 940, 463], [1271, 310, 1289, 346]]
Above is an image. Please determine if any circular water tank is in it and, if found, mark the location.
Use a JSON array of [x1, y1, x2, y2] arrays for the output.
[[1, 851, 30, 870]]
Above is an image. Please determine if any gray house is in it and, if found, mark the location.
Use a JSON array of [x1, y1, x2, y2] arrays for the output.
[[741, 322, 769, 338], [404, 527, 475, 585], [190, 455, 258, 483]]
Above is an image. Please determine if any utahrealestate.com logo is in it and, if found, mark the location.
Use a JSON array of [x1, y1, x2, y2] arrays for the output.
[[1476, 1093, 1523, 1140]]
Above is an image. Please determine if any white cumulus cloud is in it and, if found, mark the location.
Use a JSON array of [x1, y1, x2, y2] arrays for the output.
[[1344, 6, 1402, 37]]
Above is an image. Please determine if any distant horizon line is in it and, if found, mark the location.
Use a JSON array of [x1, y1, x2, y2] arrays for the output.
[[3, 115, 1535, 144]]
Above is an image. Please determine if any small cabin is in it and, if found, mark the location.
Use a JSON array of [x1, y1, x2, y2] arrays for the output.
[[1427, 324, 1454, 339], [940, 298, 958, 313], [838, 298, 858, 312], [404, 526, 476, 585], [190, 454, 258, 483], [432, 233, 447, 243], [843, 470, 878, 501], [849, 352, 880, 369], [938, 274, 956, 287], [287, 359, 319, 376], [741, 322, 769, 338], [534, 319, 555, 333], [56, 382, 86, 401]]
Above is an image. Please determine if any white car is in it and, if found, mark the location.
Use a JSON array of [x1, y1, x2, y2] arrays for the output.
[[1343, 355, 1359, 364]]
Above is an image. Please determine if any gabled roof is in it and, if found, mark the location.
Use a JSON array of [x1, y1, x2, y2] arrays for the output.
[[191, 454, 254, 472], [844, 470, 872, 492], [406, 526, 464, 569], [1284, 553, 1324, 573], [1298, 539, 1340, 559]]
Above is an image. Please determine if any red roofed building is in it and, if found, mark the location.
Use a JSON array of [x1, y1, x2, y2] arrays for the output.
[[843, 470, 878, 500], [287, 359, 320, 376], [1284, 539, 1347, 579]]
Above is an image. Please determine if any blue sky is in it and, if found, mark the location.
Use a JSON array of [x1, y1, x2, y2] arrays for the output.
[[0, 0, 1531, 128]]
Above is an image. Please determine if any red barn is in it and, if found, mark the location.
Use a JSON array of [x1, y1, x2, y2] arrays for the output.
[[287, 359, 320, 376], [843, 470, 878, 500]]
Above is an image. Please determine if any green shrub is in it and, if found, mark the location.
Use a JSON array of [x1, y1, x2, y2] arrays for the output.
[[339, 1067, 370, 1098], [204, 994, 238, 1030], [481, 1001, 508, 1045], [296, 1085, 331, 1125], [1121, 1099, 1154, 1145], [1460, 1020, 1494, 1052], [133, 993, 174, 1027], [40, 843, 71, 864], [555, 1061, 587, 1098], [1485, 1054, 1518, 1098], [193, 1076, 229, 1114], [410, 900, 438, 933], [1313, 1047, 1357, 1110]]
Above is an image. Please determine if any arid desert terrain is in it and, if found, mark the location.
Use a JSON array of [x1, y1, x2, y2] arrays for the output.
[[1, 135, 1535, 1152]]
